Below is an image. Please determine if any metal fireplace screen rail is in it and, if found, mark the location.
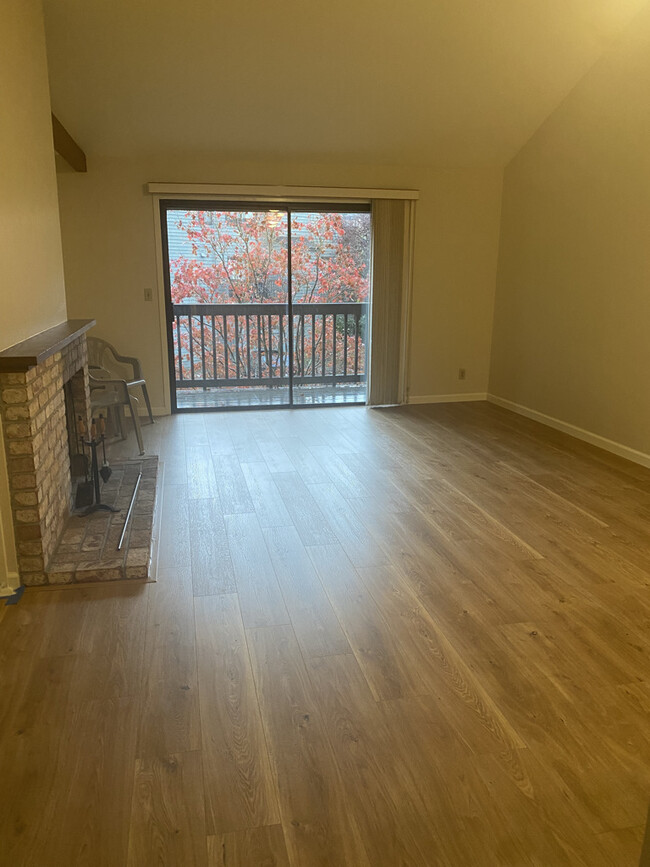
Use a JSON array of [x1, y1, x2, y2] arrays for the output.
[[171, 302, 368, 389]]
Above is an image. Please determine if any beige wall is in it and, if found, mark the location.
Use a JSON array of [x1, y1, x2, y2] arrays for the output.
[[0, 0, 67, 351], [56, 157, 502, 410], [489, 5, 650, 454], [0, 0, 68, 587]]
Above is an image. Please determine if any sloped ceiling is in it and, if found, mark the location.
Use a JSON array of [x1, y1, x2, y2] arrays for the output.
[[42, 0, 649, 166]]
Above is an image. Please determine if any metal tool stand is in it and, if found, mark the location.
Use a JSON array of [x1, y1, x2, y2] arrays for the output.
[[81, 435, 120, 515]]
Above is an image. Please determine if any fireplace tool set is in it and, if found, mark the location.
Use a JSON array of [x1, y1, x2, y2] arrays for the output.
[[74, 414, 119, 514], [73, 416, 145, 551]]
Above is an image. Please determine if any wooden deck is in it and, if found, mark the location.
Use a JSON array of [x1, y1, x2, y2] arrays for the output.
[[0, 402, 649, 865]]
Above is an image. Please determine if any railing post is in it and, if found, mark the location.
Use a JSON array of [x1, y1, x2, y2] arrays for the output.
[[211, 314, 217, 379], [200, 312, 206, 389], [246, 315, 251, 378], [189, 314, 195, 381], [222, 314, 228, 380], [175, 315, 182, 381], [354, 312, 359, 376]]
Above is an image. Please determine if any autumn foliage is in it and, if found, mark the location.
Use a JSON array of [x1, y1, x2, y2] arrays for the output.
[[169, 210, 370, 385]]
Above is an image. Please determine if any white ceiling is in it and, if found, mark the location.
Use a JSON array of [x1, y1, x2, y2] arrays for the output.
[[42, 0, 649, 167]]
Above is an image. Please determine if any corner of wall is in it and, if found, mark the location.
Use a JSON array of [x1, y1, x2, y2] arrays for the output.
[[485, 165, 507, 398], [0, 416, 19, 594]]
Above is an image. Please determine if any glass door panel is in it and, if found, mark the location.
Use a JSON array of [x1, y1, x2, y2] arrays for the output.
[[290, 210, 371, 405], [163, 205, 290, 409]]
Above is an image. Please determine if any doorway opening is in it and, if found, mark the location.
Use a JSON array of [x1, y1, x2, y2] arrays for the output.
[[160, 201, 371, 411]]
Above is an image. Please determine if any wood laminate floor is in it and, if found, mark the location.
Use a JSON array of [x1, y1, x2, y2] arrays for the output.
[[0, 402, 648, 866]]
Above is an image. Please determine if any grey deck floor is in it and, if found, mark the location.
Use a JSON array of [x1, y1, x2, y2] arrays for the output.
[[175, 383, 367, 409]]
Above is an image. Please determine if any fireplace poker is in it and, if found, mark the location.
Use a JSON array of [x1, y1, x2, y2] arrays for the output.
[[117, 471, 142, 550], [74, 416, 94, 509], [70, 415, 89, 479], [98, 414, 112, 483]]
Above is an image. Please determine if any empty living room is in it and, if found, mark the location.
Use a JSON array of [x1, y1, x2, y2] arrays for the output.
[[0, 1, 649, 865]]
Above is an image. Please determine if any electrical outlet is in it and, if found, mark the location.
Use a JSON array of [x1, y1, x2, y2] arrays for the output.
[[458, 368, 466, 381], [144, 287, 153, 302]]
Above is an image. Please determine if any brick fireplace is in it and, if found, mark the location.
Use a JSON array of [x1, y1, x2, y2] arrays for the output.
[[0, 320, 95, 586]]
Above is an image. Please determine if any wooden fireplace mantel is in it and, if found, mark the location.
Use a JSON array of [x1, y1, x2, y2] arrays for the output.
[[0, 319, 96, 372]]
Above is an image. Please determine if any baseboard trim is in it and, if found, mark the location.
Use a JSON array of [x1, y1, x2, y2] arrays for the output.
[[487, 394, 650, 469], [0, 572, 20, 598], [408, 392, 487, 405]]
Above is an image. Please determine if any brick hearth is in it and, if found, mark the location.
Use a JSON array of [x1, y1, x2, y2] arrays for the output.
[[46, 457, 158, 583]]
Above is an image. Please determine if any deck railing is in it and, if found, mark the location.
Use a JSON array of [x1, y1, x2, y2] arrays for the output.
[[171, 302, 368, 389]]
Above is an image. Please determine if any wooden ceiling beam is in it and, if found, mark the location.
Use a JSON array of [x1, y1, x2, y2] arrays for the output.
[[51, 114, 87, 173]]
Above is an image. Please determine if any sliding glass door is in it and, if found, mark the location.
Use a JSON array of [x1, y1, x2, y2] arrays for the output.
[[160, 201, 370, 411]]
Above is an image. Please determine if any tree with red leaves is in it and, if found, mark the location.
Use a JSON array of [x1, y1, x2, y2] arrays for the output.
[[170, 210, 370, 385]]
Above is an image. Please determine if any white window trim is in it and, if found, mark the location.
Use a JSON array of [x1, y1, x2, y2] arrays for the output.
[[147, 182, 418, 201]]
